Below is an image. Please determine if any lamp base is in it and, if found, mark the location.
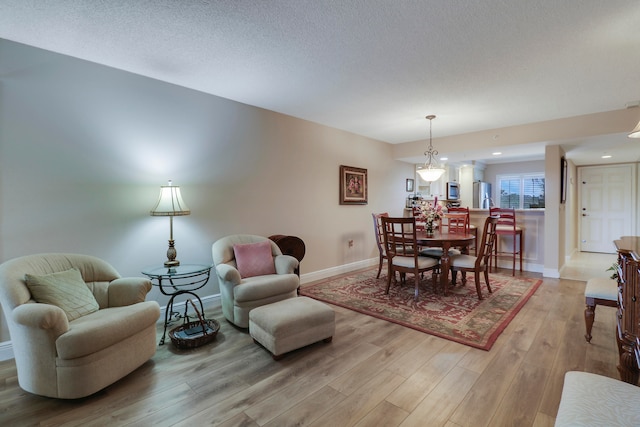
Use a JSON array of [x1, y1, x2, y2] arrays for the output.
[[165, 239, 180, 267]]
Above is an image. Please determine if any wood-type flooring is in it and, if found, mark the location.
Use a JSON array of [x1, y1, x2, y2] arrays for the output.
[[0, 265, 620, 426]]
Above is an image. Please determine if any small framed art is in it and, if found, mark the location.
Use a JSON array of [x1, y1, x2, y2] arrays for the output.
[[560, 156, 567, 204], [339, 165, 368, 205], [406, 178, 414, 192]]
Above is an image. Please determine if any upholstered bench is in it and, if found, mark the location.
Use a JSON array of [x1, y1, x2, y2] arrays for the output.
[[556, 371, 640, 426], [249, 296, 335, 360], [584, 277, 618, 342]]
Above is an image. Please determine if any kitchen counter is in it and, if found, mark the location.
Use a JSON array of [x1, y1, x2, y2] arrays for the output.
[[468, 208, 544, 273], [403, 206, 544, 273], [469, 208, 545, 213]]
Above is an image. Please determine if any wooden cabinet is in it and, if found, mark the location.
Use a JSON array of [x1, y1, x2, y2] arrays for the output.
[[614, 236, 640, 385]]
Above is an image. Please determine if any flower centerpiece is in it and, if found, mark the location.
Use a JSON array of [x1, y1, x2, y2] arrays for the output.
[[418, 197, 443, 236]]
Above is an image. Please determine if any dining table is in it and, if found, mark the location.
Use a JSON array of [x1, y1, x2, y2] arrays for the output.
[[416, 229, 476, 294]]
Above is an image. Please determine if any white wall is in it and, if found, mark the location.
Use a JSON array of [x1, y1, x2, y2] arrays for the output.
[[0, 40, 414, 341], [565, 159, 579, 260], [544, 145, 565, 277], [484, 159, 551, 274], [483, 160, 546, 194]]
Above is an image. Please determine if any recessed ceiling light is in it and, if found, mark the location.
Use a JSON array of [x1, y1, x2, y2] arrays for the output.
[[440, 157, 448, 161], [601, 155, 612, 159], [492, 152, 502, 156]]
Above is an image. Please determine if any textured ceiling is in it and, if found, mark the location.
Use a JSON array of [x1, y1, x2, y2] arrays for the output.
[[1, 0, 640, 165]]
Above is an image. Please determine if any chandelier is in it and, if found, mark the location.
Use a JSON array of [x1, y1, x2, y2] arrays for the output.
[[416, 115, 445, 181], [629, 119, 640, 138]]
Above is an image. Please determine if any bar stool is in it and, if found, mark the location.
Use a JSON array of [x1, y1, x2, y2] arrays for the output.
[[489, 207, 523, 275]]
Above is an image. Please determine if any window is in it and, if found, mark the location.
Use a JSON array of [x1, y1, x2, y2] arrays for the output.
[[497, 174, 545, 209]]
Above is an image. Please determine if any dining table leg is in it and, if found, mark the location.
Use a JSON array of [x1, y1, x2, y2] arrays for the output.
[[458, 244, 470, 285], [440, 242, 452, 295]]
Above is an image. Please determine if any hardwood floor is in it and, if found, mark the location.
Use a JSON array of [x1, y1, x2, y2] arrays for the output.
[[0, 267, 620, 426]]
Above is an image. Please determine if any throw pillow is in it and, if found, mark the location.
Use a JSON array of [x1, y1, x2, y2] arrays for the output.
[[233, 240, 276, 278], [25, 268, 99, 321]]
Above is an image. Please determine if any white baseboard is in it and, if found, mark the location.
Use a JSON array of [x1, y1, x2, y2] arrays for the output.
[[0, 257, 544, 362], [492, 259, 544, 275], [157, 293, 222, 324], [0, 295, 224, 362], [299, 257, 547, 282], [543, 268, 561, 278], [300, 258, 377, 284], [0, 341, 13, 362]]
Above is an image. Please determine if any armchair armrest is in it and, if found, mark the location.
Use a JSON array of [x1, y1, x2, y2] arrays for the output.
[[108, 277, 152, 307], [275, 254, 298, 275], [216, 263, 241, 285], [12, 303, 69, 337]]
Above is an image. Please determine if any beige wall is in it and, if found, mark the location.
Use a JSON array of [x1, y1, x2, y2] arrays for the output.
[[565, 159, 578, 261], [543, 145, 565, 277], [0, 40, 414, 342], [468, 209, 545, 273], [2, 39, 634, 345], [392, 109, 640, 164]]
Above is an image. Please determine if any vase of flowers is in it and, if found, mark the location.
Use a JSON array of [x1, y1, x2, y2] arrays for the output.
[[419, 197, 443, 237]]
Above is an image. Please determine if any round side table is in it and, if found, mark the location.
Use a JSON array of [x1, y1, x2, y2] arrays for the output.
[[142, 263, 213, 345]]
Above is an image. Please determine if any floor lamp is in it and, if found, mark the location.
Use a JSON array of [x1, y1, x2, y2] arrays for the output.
[[150, 180, 190, 267]]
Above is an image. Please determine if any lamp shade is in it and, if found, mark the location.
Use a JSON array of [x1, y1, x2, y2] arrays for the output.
[[629, 120, 640, 138], [150, 181, 190, 216], [417, 166, 446, 182]]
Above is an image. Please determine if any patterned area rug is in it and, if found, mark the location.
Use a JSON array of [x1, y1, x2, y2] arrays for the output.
[[300, 268, 542, 350]]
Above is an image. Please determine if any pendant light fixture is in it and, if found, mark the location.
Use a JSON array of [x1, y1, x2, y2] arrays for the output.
[[416, 115, 446, 181], [629, 120, 640, 138]]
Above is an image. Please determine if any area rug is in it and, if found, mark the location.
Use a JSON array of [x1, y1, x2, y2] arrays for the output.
[[299, 268, 543, 350]]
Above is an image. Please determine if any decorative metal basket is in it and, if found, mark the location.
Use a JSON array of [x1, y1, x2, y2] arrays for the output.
[[168, 299, 219, 349]]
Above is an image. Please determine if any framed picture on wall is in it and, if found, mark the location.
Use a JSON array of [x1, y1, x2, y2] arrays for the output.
[[560, 156, 567, 204], [340, 165, 368, 205], [406, 178, 414, 192]]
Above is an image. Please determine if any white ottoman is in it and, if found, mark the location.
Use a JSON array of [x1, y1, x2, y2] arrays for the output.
[[249, 296, 335, 360], [556, 371, 640, 426]]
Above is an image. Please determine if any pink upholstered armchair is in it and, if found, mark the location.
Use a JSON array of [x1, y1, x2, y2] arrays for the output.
[[212, 235, 299, 328]]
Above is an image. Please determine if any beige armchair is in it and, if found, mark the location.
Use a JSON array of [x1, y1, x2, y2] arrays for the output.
[[0, 253, 160, 399], [212, 235, 299, 328]]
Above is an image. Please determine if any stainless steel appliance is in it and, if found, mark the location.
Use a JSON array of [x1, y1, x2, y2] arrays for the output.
[[446, 182, 460, 200], [473, 181, 493, 208]]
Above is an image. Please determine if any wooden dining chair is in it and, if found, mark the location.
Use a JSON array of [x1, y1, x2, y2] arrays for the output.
[[447, 206, 477, 255], [372, 212, 418, 279], [443, 212, 469, 233], [419, 213, 467, 261], [449, 215, 499, 300], [381, 216, 439, 301], [489, 207, 523, 275], [372, 212, 390, 279], [411, 205, 426, 230]]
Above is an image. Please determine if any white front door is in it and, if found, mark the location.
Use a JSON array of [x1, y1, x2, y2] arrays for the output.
[[579, 164, 635, 253]]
